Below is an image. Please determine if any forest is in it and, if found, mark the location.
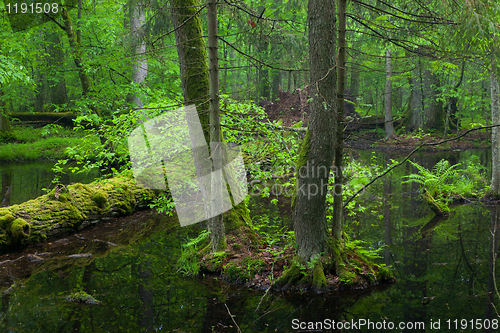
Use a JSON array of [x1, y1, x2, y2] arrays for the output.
[[0, 0, 499, 331]]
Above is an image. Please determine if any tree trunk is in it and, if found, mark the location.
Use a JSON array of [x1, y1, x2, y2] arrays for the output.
[[0, 84, 10, 134], [171, 0, 250, 248], [422, 69, 444, 131], [489, 61, 500, 196], [34, 71, 48, 113], [384, 49, 395, 139], [61, 6, 92, 97], [409, 58, 424, 130], [350, 62, 360, 100], [292, 0, 336, 264], [46, 34, 68, 109], [257, 38, 269, 101], [131, 0, 147, 108], [207, 0, 225, 252], [332, 0, 346, 241], [171, 0, 210, 143]]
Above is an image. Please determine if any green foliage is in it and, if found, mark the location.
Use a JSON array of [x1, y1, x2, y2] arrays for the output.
[[177, 230, 210, 276], [403, 157, 488, 212], [221, 96, 300, 185]]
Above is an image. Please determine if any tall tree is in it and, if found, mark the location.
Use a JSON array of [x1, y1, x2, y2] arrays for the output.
[[489, 60, 500, 196], [384, 48, 395, 139], [207, 0, 225, 252], [170, 0, 250, 251], [131, 0, 147, 108], [170, 0, 210, 143], [291, 0, 336, 278], [332, 0, 346, 241]]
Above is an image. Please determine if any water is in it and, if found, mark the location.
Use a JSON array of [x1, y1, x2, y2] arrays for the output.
[[0, 161, 97, 206], [0, 151, 498, 332]]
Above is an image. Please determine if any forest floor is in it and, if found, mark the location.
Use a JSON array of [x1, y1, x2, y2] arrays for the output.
[[347, 130, 490, 151], [199, 225, 395, 292]]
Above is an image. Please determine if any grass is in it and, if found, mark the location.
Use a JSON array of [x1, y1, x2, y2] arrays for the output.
[[0, 125, 100, 161]]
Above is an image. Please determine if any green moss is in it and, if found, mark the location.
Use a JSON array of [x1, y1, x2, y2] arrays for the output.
[[66, 291, 101, 305], [275, 262, 304, 287], [338, 269, 356, 285], [201, 251, 227, 272], [0, 175, 156, 251], [312, 261, 327, 291], [0, 212, 15, 229], [91, 190, 108, 208], [423, 188, 450, 215], [224, 262, 243, 282], [225, 198, 252, 231], [10, 218, 30, 243], [291, 128, 311, 209]]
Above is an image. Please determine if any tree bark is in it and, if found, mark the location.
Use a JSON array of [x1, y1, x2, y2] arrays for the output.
[[292, 0, 336, 263], [384, 49, 395, 139], [409, 58, 424, 130], [0, 83, 11, 134], [171, 0, 210, 143], [46, 34, 68, 108], [61, 6, 92, 97], [207, 0, 225, 252], [489, 60, 500, 196], [332, 0, 346, 241], [131, 0, 147, 108]]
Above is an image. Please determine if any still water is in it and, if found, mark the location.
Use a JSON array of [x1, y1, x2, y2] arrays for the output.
[[0, 151, 498, 332]]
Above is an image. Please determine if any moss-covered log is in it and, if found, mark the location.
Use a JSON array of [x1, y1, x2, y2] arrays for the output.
[[0, 176, 155, 252], [11, 112, 76, 127]]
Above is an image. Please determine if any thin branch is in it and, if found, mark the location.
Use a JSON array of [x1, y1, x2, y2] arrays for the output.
[[220, 37, 308, 72], [151, 5, 206, 46], [352, 0, 455, 25], [225, 303, 242, 333]]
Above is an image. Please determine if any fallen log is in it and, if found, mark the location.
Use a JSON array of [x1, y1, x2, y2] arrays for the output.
[[0, 176, 156, 252], [10, 112, 76, 127]]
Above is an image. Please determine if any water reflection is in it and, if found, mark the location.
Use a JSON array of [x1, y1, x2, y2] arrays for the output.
[[0, 151, 497, 332], [0, 162, 97, 206]]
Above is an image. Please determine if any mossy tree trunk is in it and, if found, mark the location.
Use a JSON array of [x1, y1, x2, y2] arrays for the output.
[[292, 0, 336, 266], [171, 0, 210, 144], [171, 0, 250, 251], [0, 177, 155, 252], [60, 5, 92, 98]]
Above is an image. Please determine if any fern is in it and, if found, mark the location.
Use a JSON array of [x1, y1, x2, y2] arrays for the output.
[[403, 159, 460, 197], [403, 158, 488, 212]]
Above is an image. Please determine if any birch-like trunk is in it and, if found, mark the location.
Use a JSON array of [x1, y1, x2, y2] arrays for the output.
[[384, 49, 395, 139], [131, 0, 147, 108], [490, 61, 500, 195]]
